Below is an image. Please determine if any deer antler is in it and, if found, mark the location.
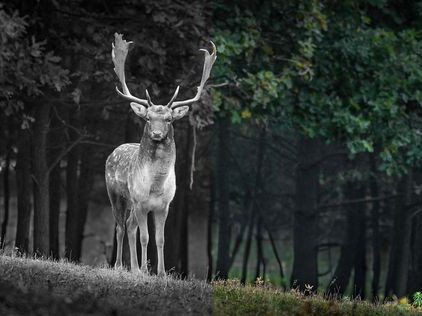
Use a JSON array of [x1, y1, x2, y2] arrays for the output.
[[112, 33, 149, 106], [145, 89, 155, 107], [170, 41, 217, 108], [166, 86, 180, 107]]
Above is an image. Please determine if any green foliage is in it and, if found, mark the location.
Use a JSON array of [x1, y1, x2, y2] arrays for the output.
[[212, 2, 295, 124], [212, 0, 422, 173], [212, 1, 328, 125], [413, 291, 422, 308], [285, 7, 422, 174]]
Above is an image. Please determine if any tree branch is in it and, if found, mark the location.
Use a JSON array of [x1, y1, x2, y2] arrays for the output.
[[47, 135, 86, 174], [318, 194, 400, 212]]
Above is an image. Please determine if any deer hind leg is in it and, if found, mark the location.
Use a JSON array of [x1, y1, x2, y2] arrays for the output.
[[137, 211, 149, 273], [115, 224, 124, 269], [126, 211, 140, 272], [154, 207, 169, 277], [109, 193, 127, 269]]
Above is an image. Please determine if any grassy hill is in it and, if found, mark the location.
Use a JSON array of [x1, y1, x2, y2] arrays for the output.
[[214, 280, 422, 316], [0, 255, 420, 315], [0, 255, 211, 315]]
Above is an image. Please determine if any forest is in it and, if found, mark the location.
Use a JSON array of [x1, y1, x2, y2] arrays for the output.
[[1, 0, 422, 303]]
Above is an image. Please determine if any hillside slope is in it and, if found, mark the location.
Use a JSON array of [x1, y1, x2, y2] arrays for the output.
[[213, 280, 422, 316], [0, 255, 211, 315]]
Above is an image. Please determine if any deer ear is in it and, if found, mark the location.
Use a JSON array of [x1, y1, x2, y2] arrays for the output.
[[130, 102, 147, 119], [172, 106, 189, 120]]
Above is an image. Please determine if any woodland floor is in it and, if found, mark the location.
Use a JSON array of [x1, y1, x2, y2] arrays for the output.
[[0, 255, 211, 315]]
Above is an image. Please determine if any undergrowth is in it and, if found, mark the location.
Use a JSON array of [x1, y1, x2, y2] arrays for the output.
[[213, 279, 422, 316]]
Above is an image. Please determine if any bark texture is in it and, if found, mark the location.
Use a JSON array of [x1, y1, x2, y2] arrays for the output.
[[291, 136, 320, 291], [15, 129, 32, 253], [215, 117, 231, 279], [32, 102, 52, 255]]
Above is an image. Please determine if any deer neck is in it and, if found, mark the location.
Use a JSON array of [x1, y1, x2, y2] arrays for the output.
[[137, 125, 175, 168]]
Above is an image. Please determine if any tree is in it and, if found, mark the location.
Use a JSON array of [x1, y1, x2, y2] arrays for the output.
[[290, 136, 320, 291], [0, 4, 69, 255]]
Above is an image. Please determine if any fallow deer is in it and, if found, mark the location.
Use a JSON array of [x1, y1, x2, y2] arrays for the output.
[[105, 33, 216, 276]]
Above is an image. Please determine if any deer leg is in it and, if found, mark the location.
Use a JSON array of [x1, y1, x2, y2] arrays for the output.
[[154, 208, 168, 277], [137, 211, 149, 273], [126, 211, 140, 272], [109, 192, 127, 269], [114, 224, 124, 269]]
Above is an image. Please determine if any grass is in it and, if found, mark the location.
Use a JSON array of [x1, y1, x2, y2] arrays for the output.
[[213, 279, 422, 316], [0, 254, 211, 315], [1, 255, 421, 315]]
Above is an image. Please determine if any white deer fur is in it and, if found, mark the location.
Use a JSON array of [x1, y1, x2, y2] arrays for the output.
[[105, 104, 188, 275], [106, 33, 216, 276]]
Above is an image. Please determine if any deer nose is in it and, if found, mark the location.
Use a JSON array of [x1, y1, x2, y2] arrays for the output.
[[151, 131, 163, 139]]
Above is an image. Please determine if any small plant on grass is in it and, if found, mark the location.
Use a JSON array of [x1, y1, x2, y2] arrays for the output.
[[413, 291, 422, 308], [397, 297, 411, 311]]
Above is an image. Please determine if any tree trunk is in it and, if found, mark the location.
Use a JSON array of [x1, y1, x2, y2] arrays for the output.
[[65, 109, 81, 261], [15, 128, 32, 253], [73, 144, 95, 261], [180, 207, 189, 277], [254, 215, 264, 280], [409, 212, 422, 294], [267, 228, 286, 289], [188, 144, 211, 279], [1, 143, 11, 248], [291, 136, 320, 291], [215, 117, 231, 279], [241, 212, 255, 284], [370, 156, 381, 301], [227, 212, 247, 270], [32, 102, 52, 255], [385, 172, 413, 298], [353, 208, 366, 299], [48, 112, 63, 259], [187, 125, 212, 280], [49, 163, 61, 259], [240, 129, 266, 284], [207, 171, 215, 281], [326, 181, 364, 297]]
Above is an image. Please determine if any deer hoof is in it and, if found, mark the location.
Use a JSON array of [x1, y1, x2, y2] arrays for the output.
[[157, 270, 166, 277]]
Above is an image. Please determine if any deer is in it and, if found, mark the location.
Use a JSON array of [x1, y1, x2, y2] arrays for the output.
[[105, 33, 216, 276]]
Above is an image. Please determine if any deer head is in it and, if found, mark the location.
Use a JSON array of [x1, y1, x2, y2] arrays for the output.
[[111, 33, 217, 141]]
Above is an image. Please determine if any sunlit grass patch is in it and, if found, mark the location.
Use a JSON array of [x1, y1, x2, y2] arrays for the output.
[[213, 279, 421, 316]]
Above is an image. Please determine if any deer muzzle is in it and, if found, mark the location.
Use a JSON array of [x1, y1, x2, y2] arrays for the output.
[[151, 131, 164, 141]]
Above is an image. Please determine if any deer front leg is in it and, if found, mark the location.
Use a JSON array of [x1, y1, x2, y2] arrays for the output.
[[126, 211, 140, 272], [114, 224, 124, 269], [154, 207, 169, 277], [137, 211, 149, 273]]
